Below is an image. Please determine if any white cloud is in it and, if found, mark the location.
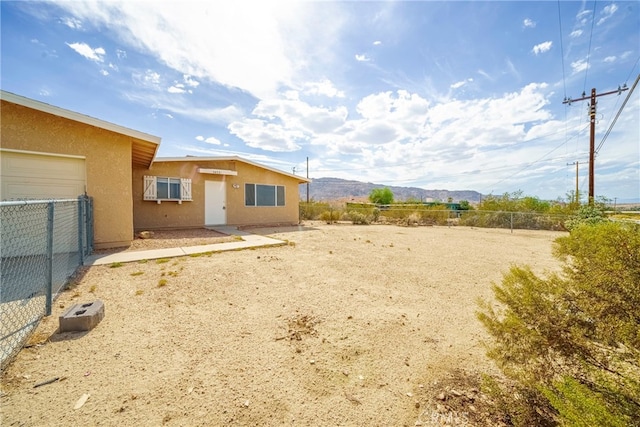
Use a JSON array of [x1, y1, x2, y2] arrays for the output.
[[227, 83, 556, 164], [532, 41, 552, 55], [195, 135, 221, 144], [53, 2, 346, 100], [570, 59, 589, 74], [373, 40, 382, 45], [576, 9, 591, 24], [477, 69, 492, 81], [66, 42, 105, 62], [100, 69, 109, 76], [450, 78, 473, 89], [132, 69, 162, 89], [303, 79, 345, 98], [116, 49, 127, 59], [570, 29, 583, 38], [183, 75, 199, 88], [603, 56, 616, 63], [355, 54, 370, 62], [523, 18, 536, 28], [168, 85, 186, 94], [228, 118, 304, 152], [597, 3, 618, 26], [61, 16, 82, 29]]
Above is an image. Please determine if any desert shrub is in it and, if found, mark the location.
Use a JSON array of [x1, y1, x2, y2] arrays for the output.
[[299, 200, 330, 220], [477, 221, 640, 425], [371, 208, 380, 222], [418, 205, 449, 225], [347, 210, 370, 225], [405, 212, 420, 226], [319, 210, 340, 224], [564, 203, 608, 230]]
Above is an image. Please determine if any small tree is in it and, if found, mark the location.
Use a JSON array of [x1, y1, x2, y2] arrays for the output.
[[459, 200, 472, 210], [369, 187, 394, 205]]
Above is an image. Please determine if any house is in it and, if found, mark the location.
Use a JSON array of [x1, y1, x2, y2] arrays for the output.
[[0, 91, 310, 249]]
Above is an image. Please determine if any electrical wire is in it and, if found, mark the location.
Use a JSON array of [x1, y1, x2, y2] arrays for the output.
[[483, 124, 590, 191], [311, 122, 588, 174], [595, 73, 640, 154], [582, 0, 598, 94], [557, 0, 568, 100]]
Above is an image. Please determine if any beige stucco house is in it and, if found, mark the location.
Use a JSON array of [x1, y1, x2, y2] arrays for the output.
[[1, 91, 309, 249]]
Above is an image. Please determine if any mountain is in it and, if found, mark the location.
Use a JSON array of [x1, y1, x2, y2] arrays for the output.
[[299, 177, 483, 203]]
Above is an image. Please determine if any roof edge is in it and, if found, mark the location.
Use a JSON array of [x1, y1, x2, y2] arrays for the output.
[[1, 90, 161, 145], [154, 156, 311, 183]]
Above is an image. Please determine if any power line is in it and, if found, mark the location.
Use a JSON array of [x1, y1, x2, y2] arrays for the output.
[[557, 0, 568, 100], [596, 74, 639, 154], [483, 124, 590, 191], [311, 122, 588, 174], [563, 84, 630, 204], [582, 0, 598, 94]]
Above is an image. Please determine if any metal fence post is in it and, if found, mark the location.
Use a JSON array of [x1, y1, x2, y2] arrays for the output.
[[88, 197, 94, 254], [510, 212, 514, 233], [45, 202, 54, 316], [78, 196, 85, 265]]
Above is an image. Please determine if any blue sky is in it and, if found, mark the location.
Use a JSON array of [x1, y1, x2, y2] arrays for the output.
[[2, 1, 639, 202]]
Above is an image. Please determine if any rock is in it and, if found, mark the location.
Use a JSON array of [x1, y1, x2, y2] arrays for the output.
[[437, 392, 446, 400], [74, 393, 90, 410], [137, 231, 154, 239]]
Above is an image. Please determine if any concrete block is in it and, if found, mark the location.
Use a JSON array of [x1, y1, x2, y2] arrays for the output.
[[59, 300, 105, 333]]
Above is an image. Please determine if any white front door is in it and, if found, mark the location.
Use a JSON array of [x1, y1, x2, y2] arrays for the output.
[[205, 180, 226, 225]]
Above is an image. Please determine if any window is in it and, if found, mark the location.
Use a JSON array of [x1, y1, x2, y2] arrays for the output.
[[245, 183, 285, 207], [144, 176, 192, 202]]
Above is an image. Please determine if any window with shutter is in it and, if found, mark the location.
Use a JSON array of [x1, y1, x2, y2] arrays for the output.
[[143, 176, 157, 200], [143, 175, 192, 202], [181, 178, 192, 201]]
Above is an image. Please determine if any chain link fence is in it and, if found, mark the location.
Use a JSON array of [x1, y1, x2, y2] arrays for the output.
[[1, 196, 93, 370], [300, 202, 571, 231]]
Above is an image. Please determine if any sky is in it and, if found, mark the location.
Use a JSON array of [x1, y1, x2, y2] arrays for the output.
[[2, 1, 639, 202]]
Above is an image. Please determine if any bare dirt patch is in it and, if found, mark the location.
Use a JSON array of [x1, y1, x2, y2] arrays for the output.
[[94, 228, 238, 254], [1, 223, 564, 426]]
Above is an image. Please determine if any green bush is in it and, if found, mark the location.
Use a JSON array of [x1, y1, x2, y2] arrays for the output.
[[564, 203, 608, 230], [369, 187, 394, 204], [477, 221, 640, 425]]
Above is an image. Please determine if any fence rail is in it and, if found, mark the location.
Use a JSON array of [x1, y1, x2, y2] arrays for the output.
[[300, 202, 571, 231], [1, 196, 93, 370]]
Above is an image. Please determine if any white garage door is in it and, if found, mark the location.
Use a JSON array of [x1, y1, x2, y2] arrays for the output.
[[0, 150, 86, 200]]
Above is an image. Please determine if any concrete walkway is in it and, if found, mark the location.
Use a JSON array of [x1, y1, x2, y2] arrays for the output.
[[83, 227, 286, 266]]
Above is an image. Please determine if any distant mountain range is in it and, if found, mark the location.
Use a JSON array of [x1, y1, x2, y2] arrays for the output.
[[299, 177, 483, 203]]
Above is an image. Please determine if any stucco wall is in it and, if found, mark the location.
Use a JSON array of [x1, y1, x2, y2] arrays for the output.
[[1, 100, 135, 249], [133, 159, 303, 230]]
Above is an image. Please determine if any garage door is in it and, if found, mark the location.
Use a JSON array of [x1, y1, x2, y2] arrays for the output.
[[0, 150, 86, 200]]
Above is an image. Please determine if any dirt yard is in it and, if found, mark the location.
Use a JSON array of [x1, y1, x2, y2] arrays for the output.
[[1, 223, 565, 426]]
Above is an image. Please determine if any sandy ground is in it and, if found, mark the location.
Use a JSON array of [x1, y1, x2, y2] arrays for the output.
[[1, 223, 565, 426]]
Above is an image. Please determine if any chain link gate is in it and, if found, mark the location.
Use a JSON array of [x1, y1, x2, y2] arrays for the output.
[[0, 196, 93, 370]]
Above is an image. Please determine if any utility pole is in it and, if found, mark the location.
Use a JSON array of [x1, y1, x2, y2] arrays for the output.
[[566, 161, 587, 205], [563, 84, 628, 204]]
